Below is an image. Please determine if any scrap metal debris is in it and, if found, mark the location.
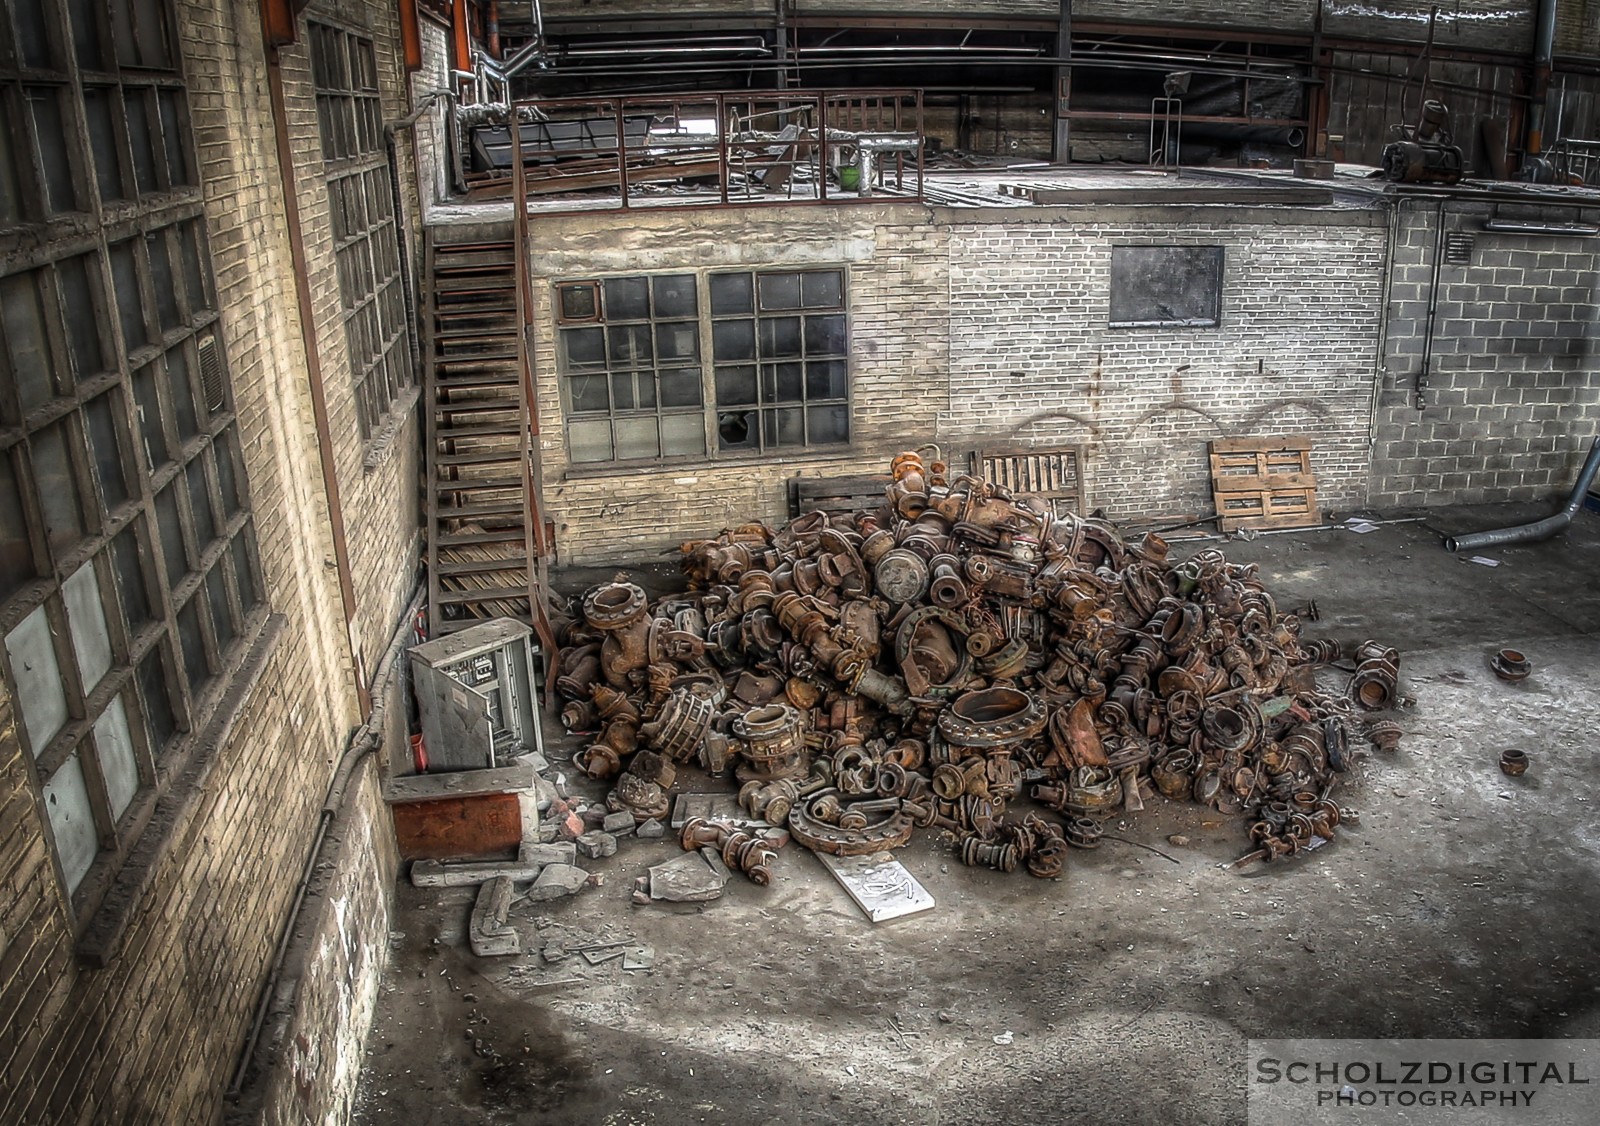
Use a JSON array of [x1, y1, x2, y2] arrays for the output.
[[549, 451, 1403, 882]]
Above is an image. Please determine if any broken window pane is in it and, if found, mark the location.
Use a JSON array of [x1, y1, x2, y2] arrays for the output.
[[62, 562, 112, 692], [83, 86, 125, 203], [31, 422, 85, 552], [29, 88, 76, 214], [93, 694, 139, 821], [6, 604, 67, 754], [84, 391, 128, 509], [2, 271, 57, 413], [43, 753, 97, 893], [131, 361, 165, 470], [716, 409, 757, 451], [58, 255, 104, 379], [0, 453, 34, 597]]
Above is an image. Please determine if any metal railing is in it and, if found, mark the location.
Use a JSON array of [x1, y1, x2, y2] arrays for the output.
[[488, 88, 924, 211]]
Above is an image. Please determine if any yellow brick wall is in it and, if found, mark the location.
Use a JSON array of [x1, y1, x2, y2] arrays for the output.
[[512, 204, 953, 566], [0, 0, 421, 1120]]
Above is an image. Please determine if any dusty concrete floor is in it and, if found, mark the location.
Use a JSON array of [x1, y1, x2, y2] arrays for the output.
[[353, 503, 1600, 1126]]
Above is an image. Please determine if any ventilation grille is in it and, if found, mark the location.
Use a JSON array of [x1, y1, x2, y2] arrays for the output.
[[1444, 232, 1475, 265], [197, 332, 227, 413]]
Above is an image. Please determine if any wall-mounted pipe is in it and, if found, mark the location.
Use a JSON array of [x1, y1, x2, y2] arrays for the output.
[[1443, 436, 1600, 553], [1415, 198, 1447, 410], [227, 584, 425, 1102]]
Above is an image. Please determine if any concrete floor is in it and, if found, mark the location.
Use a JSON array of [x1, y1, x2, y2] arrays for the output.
[[353, 502, 1600, 1126]]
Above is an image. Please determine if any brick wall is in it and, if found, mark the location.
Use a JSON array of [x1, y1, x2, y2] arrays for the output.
[[275, 0, 424, 679], [0, 0, 418, 1120], [944, 207, 1388, 520], [1557, 0, 1600, 57], [513, 199, 1390, 565], [414, 19, 454, 209], [1368, 202, 1600, 506], [504, 203, 950, 565]]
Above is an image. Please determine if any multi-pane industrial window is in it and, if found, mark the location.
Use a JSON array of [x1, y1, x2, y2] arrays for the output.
[[0, 0, 263, 909], [557, 268, 849, 464], [309, 23, 411, 438]]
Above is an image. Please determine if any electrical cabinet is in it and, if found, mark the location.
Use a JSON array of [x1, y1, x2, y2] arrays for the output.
[[409, 619, 544, 772]]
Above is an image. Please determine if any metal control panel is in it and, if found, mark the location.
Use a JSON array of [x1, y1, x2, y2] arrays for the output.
[[409, 618, 544, 772]]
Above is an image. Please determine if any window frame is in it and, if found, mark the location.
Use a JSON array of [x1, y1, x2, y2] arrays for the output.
[[0, 0, 267, 926], [307, 20, 414, 441], [554, 266, 853, 468]]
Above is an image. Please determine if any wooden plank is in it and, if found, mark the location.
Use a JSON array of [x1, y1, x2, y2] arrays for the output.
[[1213, 472, 1318, 492], [1209, 435, 1312, 453]]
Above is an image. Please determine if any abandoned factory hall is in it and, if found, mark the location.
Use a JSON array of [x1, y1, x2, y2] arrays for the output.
[[2, 0, 1600, 1123]]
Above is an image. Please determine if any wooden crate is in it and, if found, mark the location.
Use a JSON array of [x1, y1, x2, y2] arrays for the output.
[[1209, 436, 1321, 532]]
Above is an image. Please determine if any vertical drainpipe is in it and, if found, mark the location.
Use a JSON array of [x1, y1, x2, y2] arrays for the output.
[[260, 8, 370, 717], [1523, 0, 1558, 173]]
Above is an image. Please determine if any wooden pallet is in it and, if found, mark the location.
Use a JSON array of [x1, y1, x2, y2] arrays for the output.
[[972, 445, 1087, 515], [789, 474, 892, 518], [1208, 436, 1321, 532]]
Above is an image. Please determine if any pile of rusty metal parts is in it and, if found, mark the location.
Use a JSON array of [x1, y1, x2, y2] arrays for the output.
[[551, 451, 1404, 880]]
